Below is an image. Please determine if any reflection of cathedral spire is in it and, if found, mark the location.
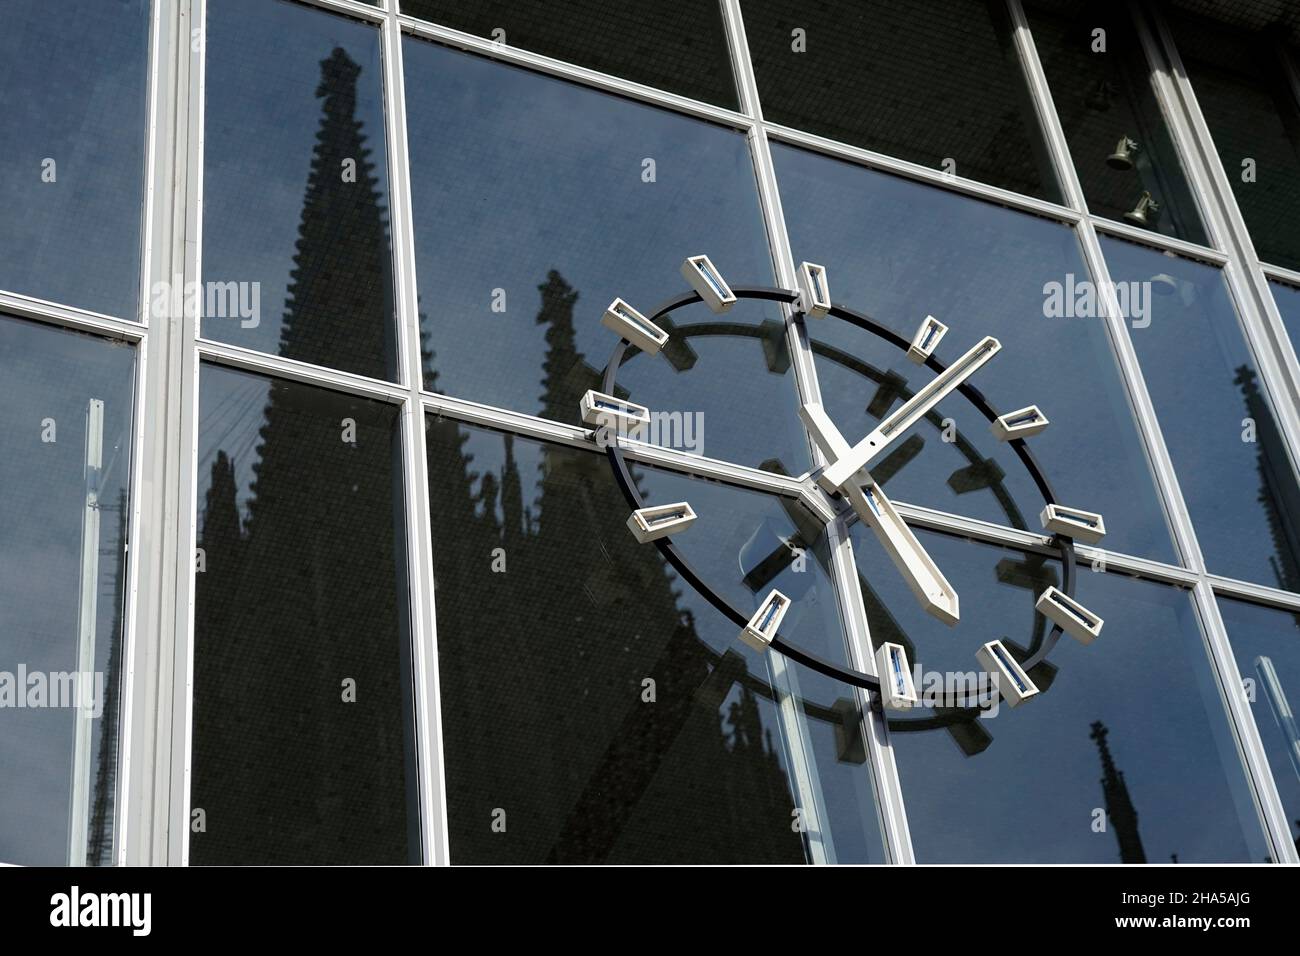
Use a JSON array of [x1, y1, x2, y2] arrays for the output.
[[1091, 720, 1146, 863], [278, 47, 394, 380], [1235, 366, 1300, 592], [86, 489, 128, 867]]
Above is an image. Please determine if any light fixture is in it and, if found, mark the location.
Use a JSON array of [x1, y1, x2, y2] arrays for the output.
[[977, 640, 1039, 708], [906, 314, 947, 365], [1040, 503, 1106, 545], [602, 297, 668, 355], [626, 502, 697, 543], [578, 389, 650, 438], [1124, 190, 1161, 227], [681, 254, 737, 314], [875, 642, 918, 711], [738, 589, 789, 651], [1106, 135, 1139, 170], [797, 261, 831, 318], [991, 404, 1049, 441], [1036, 586, 1103, 644]]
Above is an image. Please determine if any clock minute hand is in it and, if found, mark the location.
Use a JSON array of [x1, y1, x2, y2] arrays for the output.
[[799, 402, 960, 625], [818, 335, 1002, 492]]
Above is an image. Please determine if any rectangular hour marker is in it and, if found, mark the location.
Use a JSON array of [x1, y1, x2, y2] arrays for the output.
[[739, 589, 789, 651], [626, 501, 697, 543], [976, 639, 1039, 708], [602, 297, 669, 356], [1036, 586, 1103, 644], [681, 254, 736, 314], [1040, 504, 1106, 544], [875, 642, 918, 711], [907, 315, 948, 365], [579, 389, 651, 438], [797, 261, 831, 318], [991, 404, 1050, 441]]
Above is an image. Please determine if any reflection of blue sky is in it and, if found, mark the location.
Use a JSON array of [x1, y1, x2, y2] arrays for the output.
[[1270, 280, 1300, 374], [0, 316, 136, 865], [1107, 238, 1300, 587], [1219, 597, 1300, 850], [774, 144, 1175, 562], [0, 0, 148, 318], [853, 526, 1267, 862], [455, 426, 883, 861], [201, 0, 390, 363], [404, 42, 808, 470]]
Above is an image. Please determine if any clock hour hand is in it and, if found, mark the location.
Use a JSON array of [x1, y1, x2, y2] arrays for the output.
[[819, 335, 1001, 492], [800, 403, 960, 626]]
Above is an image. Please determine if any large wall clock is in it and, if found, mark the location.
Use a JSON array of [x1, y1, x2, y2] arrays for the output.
[[583, 254, 1107, 732]]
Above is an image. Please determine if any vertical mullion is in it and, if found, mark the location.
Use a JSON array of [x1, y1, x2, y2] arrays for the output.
[[1009, 0, 1297, 864], [719, 0, 916, 865], [380, 12, 451, 866]]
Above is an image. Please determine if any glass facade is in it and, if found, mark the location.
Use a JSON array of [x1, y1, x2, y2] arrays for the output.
[[5, 0, 1300, 866]]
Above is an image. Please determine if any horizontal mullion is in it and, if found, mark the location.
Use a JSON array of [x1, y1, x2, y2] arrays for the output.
[[1261, 261, 1300, 290], [398, 16, 755, 130], [287, 0, 386, 24], [1209, 574, 1300, 612], [764, 122, 1082, 225], [196, 338, 409, 403], [1091, 216, 1229, 265], [0, 288, 145, 342]]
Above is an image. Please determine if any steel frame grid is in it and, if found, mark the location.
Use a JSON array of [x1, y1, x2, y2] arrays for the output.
[[4, 0, 1299, 865]]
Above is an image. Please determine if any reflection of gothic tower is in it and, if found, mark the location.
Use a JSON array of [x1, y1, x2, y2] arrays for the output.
[[1235, 366, 1300, 592], [278, 47, 395, 381], [86, 489, 128, 867], [1090, 720, 1146, 863], [191, 48, 412, 865], [421, 270, 804, 864]]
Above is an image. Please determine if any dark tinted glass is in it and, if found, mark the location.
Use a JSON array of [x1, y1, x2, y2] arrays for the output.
[[1025, 0, 1206, 242], [1104, 236, 1300, 589], [852, 527, 1267, 862], [191, 366, 418, 865], [743, 0, 1060, 200], [0, 316, 136, 865], [0, 0, 149, 319], [1270, 278, 1300, 355], [1166, 10, 1300, 270], [775, 144, 1174, 562], [406, 43, 808, 472], [202, 0, 398, 381], [1219, 596, 1300, 853], [399, 0, 739, 109], [426, 420, 886, 863]]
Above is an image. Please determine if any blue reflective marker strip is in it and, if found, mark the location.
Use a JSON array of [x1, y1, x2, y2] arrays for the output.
[[891, 648, 907, 695], [920, 323, 938, 350], [1006, 410, 1041, 427], [1058, 511, 1098, 527], [990, 644, 1029, 693], [758, 596, 783, 631], [813, 267, 828, 301], [1052, 593, 1096, 626], [613, 303, 663, 339], [694, 260, 729, 298], [648, 510, 686, 523]]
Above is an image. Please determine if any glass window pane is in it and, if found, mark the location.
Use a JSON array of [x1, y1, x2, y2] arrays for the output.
[[202, 0, 398, 381], [0, 0, 149, 319], [426, 420, 885, 863], [406, 43, 808, 473], [1166, 9, 1300, 270], [1270, 278, 1300, 355], [0, 316, 136, 865], [853, 527, 1268, 862], [1219, 596, 1300, 852], [399, 0, 739, 109], [775, 144, 1174, 562], [742, 0, 1060, 200], [1024, 0, 1206, 243], [191, 366, 418, 864], [1104, 236, 1300, 589]]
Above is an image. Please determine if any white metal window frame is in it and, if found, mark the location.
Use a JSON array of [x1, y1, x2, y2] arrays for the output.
[[5, 0, 1299, 864]]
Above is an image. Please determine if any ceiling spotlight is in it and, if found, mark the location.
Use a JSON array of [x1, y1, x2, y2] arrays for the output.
[[1036, 586, 1104, 645], [1106, 135, 1139, 170], [876, 641, 918, 711], [991, 404, 1049, 441], [739, 589, 789, 651], [797, 261, 831, 318], [1040, 503, 1106, 545], [977, 640, 1040, 708], [602, 297, 668, 355], [579, 389, 650, 439], [626, 502, 697, 543], [1123, 190, 1161, 227], [906, 314, 948, 365]]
